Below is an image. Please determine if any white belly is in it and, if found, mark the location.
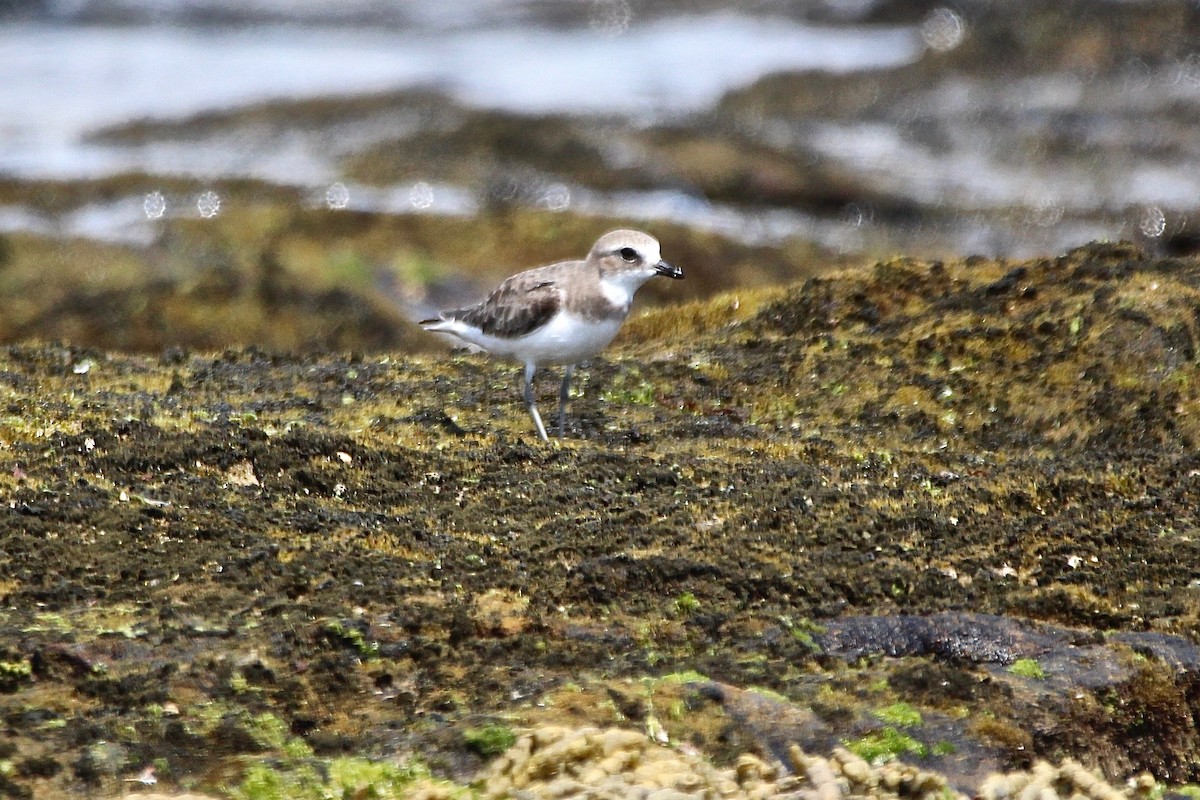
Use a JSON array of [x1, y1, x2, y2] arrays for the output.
[[450, 311, 625, 366]]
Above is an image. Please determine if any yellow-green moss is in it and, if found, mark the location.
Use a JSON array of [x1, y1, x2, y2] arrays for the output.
[[463, 724, 517, 757], [844, 726, 929, 763], [1008, 659, 1047, 680]]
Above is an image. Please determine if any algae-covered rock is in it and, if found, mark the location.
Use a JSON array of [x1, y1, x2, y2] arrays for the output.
[[0, 243, 1197, 797]]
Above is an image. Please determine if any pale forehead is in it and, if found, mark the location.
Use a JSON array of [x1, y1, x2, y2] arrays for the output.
[[592, 229, 661, 258]]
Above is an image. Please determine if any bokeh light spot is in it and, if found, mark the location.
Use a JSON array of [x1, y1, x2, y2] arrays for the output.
[[541, 183, 571, 212], [196, 190, 221, 219], [921, 8, 965, 52], [409, 181, 434, 210], [1027, 200, 1064, 228], [1139, 206, 1166, 238], [143, 191, 166, 220], [589, 0, 631, 36], [1175, 53, 1200, 87], [325, 182, 350, 209]]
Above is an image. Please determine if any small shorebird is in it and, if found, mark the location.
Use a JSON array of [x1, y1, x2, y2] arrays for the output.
[[420, 229, 683, 441]]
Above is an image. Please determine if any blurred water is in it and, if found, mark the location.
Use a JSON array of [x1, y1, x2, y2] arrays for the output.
[[0, 15, 920, 179], [3, 7, 1194, 261]]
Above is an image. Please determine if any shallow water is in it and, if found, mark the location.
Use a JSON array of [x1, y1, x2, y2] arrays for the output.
[[0, 15, 919, 179], [2, 7, 1196, 261]]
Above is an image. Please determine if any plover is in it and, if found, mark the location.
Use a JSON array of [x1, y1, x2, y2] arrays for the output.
[[420, 229, 684, 441]]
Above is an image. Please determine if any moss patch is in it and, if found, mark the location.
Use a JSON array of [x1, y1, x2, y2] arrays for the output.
[[845, 727, 930, 764], [1008, 659, 1047, 680]]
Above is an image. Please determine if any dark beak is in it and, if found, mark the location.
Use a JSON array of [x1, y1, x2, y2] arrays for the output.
[[655, 260, 684, 279]]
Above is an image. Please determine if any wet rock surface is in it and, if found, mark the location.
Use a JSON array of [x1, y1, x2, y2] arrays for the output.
[[0, 242, 1197, 796]]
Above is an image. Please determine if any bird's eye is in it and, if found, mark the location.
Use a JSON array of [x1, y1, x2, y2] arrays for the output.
[[619, 247, 639, 263]]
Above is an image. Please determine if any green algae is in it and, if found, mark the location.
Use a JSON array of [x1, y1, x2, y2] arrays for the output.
[[748, 686, 791, 704], [0, 660, 32, 692], [654, 671, 712, 685], [463, 724, 517, 757], [1008, 659, 1047, 680], [778, 615, 826, 652], [245, 712, 314, 758], [323, 620, 381, 661], [232, 756, 464, 800], [845, 727, 930, 763], [600, 367, 658, 407], [673, 591, 701, 616], [873, 702, 924, 728]]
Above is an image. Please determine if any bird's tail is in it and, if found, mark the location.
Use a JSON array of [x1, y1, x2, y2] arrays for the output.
[[418, 315, 451, 332]]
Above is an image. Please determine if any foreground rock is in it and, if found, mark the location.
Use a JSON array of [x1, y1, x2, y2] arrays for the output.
[[0, 242, 1198, 797]]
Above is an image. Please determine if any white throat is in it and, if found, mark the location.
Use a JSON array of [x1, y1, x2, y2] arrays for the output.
[[598, 269, 651, 311]]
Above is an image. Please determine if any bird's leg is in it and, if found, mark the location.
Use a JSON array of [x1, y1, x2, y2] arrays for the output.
[[523, 362, 549, 442], [558, 364, 575, 437]]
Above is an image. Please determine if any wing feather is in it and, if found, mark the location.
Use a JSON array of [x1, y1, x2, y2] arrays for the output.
[[454, 272, 563, 338]]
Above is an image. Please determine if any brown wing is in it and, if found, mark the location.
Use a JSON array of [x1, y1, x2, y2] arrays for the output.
[[454, 273, 563, 338]]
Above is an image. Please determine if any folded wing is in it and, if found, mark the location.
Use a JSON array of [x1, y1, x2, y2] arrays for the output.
[[453, 273, 563, 339]]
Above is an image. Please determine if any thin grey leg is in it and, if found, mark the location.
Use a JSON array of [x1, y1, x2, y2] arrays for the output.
[[558, 364, 575, 437], [523, 361, 548, 442]]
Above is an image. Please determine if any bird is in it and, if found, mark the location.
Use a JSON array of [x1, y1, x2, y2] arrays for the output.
[[420, 229, 684, 441]]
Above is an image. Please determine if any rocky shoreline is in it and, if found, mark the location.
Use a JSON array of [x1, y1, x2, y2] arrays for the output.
[[2, 2, 1200, 796], [0, 242, 1197, 797]]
